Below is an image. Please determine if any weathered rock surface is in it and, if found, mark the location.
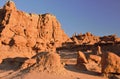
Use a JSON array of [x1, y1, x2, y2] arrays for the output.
[[101, 52, 120, 75], [77, 51, 88, 64], [71, 33, 120, 45], [76, 51, 88, 70], [0, 1, 69, 60], [22, 52, 64, 73], [89, 55, 101, 64], [100, 34, 119, 43], [21, 58, 36, 70], [71, 32, 100, 45]]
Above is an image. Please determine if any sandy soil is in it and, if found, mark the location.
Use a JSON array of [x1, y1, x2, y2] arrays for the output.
[[0, 50, 119, 79], [23, 70, 107, 79], [0, 67, 108, 79]]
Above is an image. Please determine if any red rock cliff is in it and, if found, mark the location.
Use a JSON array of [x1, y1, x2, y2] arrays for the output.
[[0, 1, 69, 59]]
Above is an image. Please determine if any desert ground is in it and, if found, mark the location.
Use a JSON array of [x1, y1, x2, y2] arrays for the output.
[[0, 1, 119, 79], [0, 50, 109, 79]]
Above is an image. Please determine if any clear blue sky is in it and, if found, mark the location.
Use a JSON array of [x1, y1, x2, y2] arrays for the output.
[[0, 0, 120, 37]]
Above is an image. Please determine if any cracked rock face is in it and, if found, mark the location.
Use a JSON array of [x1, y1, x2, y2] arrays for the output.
[[0, 1, 69, 60]]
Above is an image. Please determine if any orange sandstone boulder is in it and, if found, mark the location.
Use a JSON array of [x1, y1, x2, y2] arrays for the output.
[[77, 51, 88, 64], [101, 52, 120, 74]]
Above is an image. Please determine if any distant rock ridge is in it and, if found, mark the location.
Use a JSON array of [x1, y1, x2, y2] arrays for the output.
[[0, 1, 69, 59], [71, 32, 100, 45], [70, 32, 120, 45]]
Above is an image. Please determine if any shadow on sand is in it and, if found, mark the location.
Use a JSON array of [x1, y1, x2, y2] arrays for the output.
[[0, 57, 28, 71], [64, 64, 102, 77]]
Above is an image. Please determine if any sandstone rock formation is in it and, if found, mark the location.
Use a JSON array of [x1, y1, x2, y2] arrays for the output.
[[101, 52, 120, 75], [21, 58, 36, 70], [0, 1, 69, 60], [0, 1, 120, 79], [71, 32, 100, 45], [89, 55, 101, 64], [21, 52, 64, 73], [100, 34, 119, 43], [76, 51, 88, 70], [92, 45, 102, 55], [77, 51, 88, 64], [71, 33, 120, 45]]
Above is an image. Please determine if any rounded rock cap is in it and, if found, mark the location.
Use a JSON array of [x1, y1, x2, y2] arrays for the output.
[[3, 1, 16, 11]]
